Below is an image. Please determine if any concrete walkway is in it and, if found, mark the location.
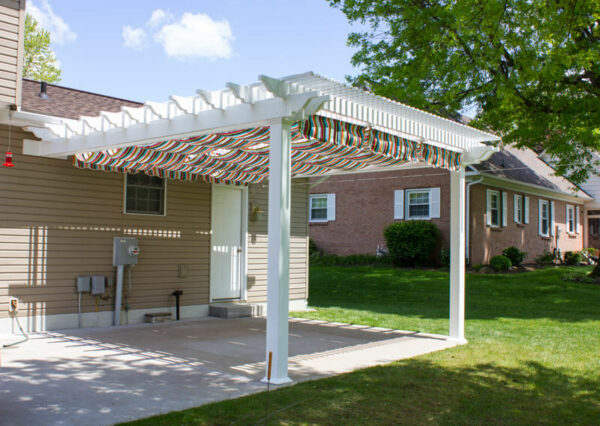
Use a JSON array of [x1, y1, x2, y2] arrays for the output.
[[0, 317, 458, 425]]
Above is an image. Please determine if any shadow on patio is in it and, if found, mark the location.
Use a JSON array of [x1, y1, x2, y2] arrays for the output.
[[0, 317, 454, 425]]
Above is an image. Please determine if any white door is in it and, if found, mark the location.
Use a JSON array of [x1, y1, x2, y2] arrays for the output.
[[210, 186, 243, 300]]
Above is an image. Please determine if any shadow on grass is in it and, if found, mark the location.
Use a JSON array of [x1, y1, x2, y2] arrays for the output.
[[307, 265, 600, 322], [127, 358, 600, 425]]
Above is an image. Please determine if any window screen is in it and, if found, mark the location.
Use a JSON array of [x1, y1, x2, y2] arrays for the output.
[[310, 196, 328, 221], [407, 190, 430, 218]]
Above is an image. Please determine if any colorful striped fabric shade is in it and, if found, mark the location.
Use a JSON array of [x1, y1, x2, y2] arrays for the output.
[[74, 115, 462, 185]]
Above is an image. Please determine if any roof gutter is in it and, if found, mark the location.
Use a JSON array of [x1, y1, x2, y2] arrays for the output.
[[478, 174, 592, 203]]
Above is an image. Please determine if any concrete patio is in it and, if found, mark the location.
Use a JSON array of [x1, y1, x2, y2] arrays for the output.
[[0, 317, 458, 425]]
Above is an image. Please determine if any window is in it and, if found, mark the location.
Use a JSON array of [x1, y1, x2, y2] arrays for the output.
[[539, 200, 550, 236], [125, 173, 166, 215], [309, 194, 335, 222], [394, 188, 440, 220], [514, 195, 523, 224], [407, 189, 430, 218], [566, 204, 575, 234], [487, 190, 500, 227]]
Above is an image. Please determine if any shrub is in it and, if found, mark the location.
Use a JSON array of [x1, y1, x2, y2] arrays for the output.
[[536, 250, 555, 266], [472, 264, 483, 272], [308, 238, 319, 256], [490, 255, 512, 272], [439, 247, 450, 267], [502, 246, 527, 266], [563, 251, 582, 265], [383, 221, 441, 267]]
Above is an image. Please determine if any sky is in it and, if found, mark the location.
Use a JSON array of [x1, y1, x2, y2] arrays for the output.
[[26, 0, 362, 103]]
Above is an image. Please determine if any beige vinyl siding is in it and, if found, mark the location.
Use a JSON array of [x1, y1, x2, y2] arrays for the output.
[[0, 0, 23, 105], [246, 181, 309, 303], [0, 126, 212, 320]]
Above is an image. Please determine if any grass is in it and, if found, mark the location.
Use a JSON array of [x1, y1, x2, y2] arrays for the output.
[[125, 266, 600, 425]]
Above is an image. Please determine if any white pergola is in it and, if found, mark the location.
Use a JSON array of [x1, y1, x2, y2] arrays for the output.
[[23, 72, 500, 384]]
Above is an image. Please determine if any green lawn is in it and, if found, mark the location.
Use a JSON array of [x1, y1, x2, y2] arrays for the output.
[[126, 266, 600, 425]]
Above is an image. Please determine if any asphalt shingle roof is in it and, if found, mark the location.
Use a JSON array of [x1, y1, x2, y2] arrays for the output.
[[473, 145, 589, 198], [21, 79, 142, 120]]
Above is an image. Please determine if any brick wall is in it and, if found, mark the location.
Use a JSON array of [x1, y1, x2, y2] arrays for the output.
[[309, 171, 585, 264], [469, 184, 584, 264], [309, 168, 451, 255]]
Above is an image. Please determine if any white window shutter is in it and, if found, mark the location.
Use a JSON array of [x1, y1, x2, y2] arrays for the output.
[[394, 190, 404, 220], [430, 187, 441, 218], [327, 193, 336, 221], [514, 195, 519, 223], [486, 190, 492, 226], [538, 199, 543, 236], [524, 196, 529, 224], [502, 192, 508, 227], [550, 201, 556, 236], [576, 205, 581, 234]]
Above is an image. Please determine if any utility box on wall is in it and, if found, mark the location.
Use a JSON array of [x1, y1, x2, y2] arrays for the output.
[[113, 237, 139, 266]]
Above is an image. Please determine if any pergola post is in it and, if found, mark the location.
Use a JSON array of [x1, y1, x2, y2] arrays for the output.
[[449, 167, 467, 343], [263, 118, 293, 384]]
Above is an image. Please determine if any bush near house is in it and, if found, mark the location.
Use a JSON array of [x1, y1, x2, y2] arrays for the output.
[[502, 246, 527, 266], [309, 238, 320, 256], [490, 255, 512, 272], [536, 250, 555, 266], [383, 221, 441, 267], [564, 251, 583, 265]]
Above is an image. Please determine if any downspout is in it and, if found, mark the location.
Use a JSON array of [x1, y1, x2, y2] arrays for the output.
[[465, 167, 483, 264]]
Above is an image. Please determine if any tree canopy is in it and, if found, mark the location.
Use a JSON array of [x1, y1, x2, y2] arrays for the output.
[[23, 14, 62, 84], [330, 0, 600, 183]]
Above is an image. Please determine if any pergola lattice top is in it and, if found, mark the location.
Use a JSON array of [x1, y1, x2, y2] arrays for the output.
[[24, 72, 500, 183]]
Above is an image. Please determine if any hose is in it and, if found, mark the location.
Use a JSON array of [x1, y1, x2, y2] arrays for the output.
[[2, 314, 29, 348]]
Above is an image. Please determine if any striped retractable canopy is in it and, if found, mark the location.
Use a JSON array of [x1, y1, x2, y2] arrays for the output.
[[73, 115, 461, 185]]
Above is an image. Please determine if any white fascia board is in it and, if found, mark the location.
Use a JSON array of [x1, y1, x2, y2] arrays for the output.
[[23, 91, 325, 158], [0, 108, 63, 127], [478, 174, 592, 203]]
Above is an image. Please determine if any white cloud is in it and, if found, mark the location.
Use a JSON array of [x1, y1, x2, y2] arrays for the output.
[[147, 9, 173, 28], [154, 13, 234, 61], [122, 26, 146, 50], [27, 0, 76, 45]]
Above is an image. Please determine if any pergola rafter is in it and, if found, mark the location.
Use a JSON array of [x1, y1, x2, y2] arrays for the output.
[[21, 72, 501, 384]]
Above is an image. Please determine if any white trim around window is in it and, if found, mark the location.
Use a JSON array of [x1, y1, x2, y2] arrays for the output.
[[486, 189, 501, 227], [400, 187, 441, 220], [514, 194, 523, 224], [539, 199, 550, 237], [309, 193, 335, 223], [566, 204, 575, 234]]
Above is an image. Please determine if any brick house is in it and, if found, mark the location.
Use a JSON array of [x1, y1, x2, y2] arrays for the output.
[[309, 145, 591, 265]]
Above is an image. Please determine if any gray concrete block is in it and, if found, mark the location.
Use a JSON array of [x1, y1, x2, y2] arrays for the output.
[[209, 303, 260, 319]]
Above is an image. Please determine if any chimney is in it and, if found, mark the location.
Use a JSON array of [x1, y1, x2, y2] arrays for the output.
[[39, 81, 49, 100]]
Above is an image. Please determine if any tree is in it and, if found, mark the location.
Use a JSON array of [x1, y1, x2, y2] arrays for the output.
[[329, 0, 600, 184], [23, 14, 61, 83]]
